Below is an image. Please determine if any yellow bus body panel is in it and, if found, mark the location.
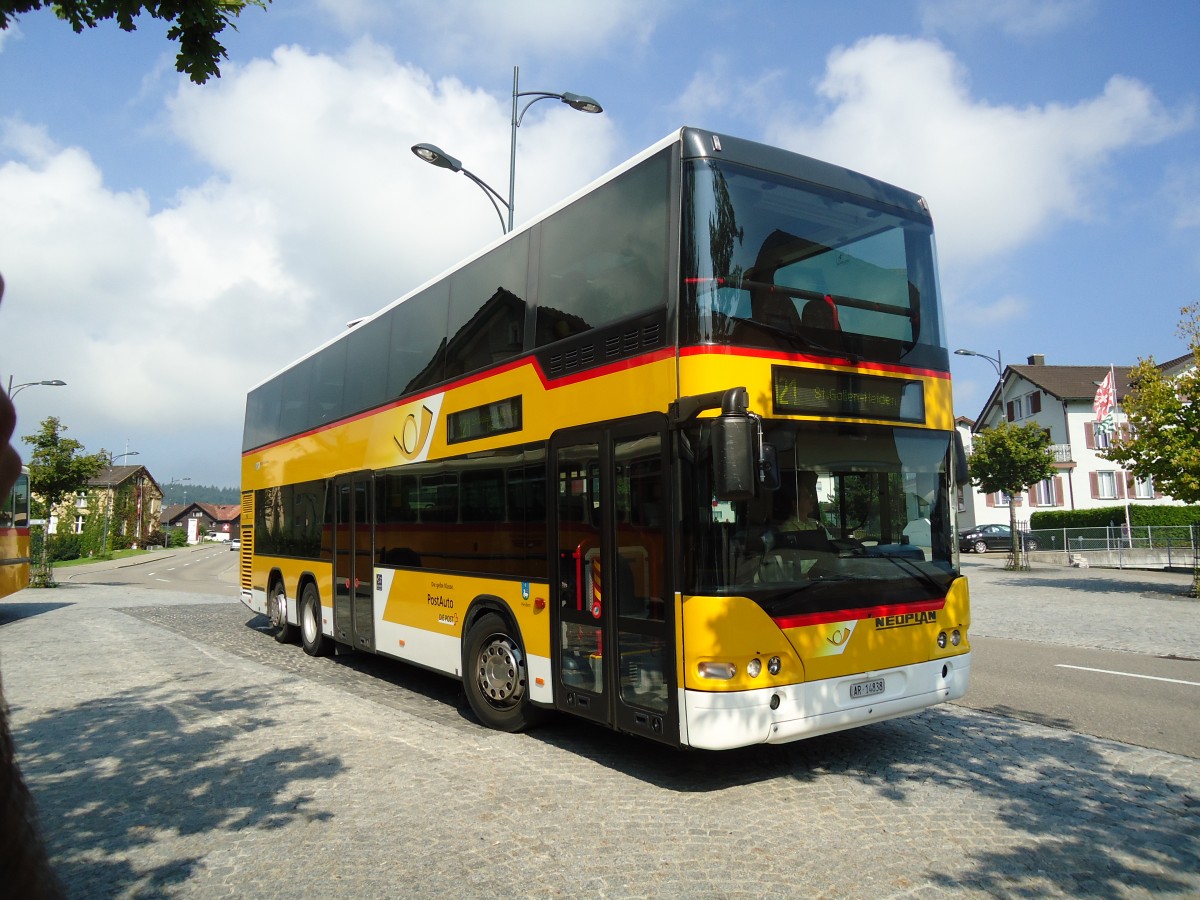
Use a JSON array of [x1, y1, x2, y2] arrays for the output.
[[682, 575, 970, 692], [378, 570, 551, 661]]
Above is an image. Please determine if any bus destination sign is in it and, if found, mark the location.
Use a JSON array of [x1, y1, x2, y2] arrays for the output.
[[772, 366, 924, 422]]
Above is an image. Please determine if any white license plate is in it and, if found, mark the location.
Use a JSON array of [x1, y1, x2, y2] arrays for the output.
[[850, 678, 885, 699]]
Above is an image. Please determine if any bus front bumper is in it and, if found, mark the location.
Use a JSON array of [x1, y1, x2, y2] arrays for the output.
[[682, 652, 971, 751]]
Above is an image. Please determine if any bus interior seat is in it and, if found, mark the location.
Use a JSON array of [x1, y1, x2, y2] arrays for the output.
[[801, 294, 841, 331]]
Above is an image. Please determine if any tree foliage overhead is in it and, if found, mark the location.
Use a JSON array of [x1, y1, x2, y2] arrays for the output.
[[1104, 303, 1200, 505], [21, 416, 105, 511], [0, 0, 270, 83], [967, 421, 1056, 499]]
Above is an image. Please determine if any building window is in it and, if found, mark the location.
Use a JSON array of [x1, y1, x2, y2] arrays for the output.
[[1134, 476, 1154, 499], [73, 515, 85, 534], [1096, 471, 1117, 499], [993, 491, 1011, 508], [1094, 426, 1111, 450], [1035, 479, 1058, 507]]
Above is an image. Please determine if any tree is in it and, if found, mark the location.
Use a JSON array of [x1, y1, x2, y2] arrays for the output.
[[967, 421, 1056, 568], [21, 416, 105, 585], [0, 0, 270, 83], [1104, 302, 1200, 594]]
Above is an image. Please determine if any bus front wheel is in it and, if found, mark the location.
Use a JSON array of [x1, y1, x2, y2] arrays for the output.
[[268, 579, 297, 644], [300, 583, 333, 657], [463, 612, 540, 733]]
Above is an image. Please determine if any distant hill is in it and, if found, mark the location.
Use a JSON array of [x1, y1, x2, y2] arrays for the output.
[[161, 482, 239, 505]]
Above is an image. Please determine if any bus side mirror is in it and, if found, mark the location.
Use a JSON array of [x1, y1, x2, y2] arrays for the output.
[[711, 387, 757, 501]]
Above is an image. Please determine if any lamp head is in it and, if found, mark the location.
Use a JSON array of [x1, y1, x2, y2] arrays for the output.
[[411, 143, 462, 172], [560, 92, 603, 114]]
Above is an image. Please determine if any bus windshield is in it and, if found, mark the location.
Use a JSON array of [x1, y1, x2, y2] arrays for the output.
[[681, 422, 956, 611], [682, 159, 946, 366]]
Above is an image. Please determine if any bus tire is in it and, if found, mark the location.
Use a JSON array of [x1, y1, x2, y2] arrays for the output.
[[268, 578, 297, 644], [463, 612, 541, 733], [300, 583, 333, 657]]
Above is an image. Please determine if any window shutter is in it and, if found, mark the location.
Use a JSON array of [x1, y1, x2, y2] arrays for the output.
[[1027, 488, 1037, 508], [1054, 476, 1064, 506], [1030, 392, 1041, 414], [1006, 400, 1015, 421], [1117, 474, 1127, 500], [1089, 472, 1099, 499], [985, 493, 995, 507], [1084, 422, 1095, 449]]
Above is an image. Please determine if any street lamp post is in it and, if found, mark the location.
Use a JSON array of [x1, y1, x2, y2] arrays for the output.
[[956, 347, 1029, 568], [412, 65, 602, 234], [955, 348, 1006, 423], [7, 377, 66, 398]]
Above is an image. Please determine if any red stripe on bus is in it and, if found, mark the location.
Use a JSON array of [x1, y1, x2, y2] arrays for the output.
[[678, 344, 950, 380], [772, 598, 946, 630], [243, 349, 677, 455]]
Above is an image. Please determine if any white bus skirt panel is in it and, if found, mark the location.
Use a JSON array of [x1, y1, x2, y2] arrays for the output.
[[683, 653, 971, 751]]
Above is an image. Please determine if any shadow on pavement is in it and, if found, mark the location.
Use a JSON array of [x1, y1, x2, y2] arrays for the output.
[[120, 602, 1198, 897], [12, 677, 344, 897], [0, 601, 73, 626], [529, 708, 1197, 895]]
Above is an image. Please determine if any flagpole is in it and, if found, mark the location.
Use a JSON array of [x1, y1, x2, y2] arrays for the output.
[[1111, 363, 1132, 542]]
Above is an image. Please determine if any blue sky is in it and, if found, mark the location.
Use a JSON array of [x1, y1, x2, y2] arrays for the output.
[[1, 0, 1197, 488]]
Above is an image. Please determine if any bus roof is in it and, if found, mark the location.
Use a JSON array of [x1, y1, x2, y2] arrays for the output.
[[248, 127, 929, 392]]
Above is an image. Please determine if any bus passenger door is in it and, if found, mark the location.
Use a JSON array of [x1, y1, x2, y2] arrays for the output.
[[333, 472, 375, 652], [551, 418, 678, 745]]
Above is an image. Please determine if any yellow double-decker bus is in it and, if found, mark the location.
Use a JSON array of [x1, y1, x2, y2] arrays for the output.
[[240, 128, 970, 750], [1, 466, 31, 598]]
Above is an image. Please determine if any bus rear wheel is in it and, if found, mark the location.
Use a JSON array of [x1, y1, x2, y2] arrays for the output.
[[268, 579, 297, 644], [300, 583, 333, 657], [463, 612, 541, 733]]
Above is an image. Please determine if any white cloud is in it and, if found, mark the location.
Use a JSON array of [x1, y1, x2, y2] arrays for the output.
[[919, 0, 1094, 38], [311, 0, 667, 63], [0, 42, 618, 484], [672, 57, 789, 127], [767, 36, 1191, 271]]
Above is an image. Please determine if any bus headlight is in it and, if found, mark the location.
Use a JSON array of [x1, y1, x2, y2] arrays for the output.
[[768, 656, 782, 675], [746, 658, 762, 678], [951, 629, 962, 646], [698, 662, 736, 680], [937, 632, 948, 649]]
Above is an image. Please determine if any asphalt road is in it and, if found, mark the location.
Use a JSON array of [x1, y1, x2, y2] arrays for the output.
[[2, 548, 1197, 897], [959, 635, 1199, 758], [53, 546, 1200, 759]]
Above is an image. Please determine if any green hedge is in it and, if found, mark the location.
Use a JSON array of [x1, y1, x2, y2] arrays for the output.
[[1030, 504, 1200, 529]]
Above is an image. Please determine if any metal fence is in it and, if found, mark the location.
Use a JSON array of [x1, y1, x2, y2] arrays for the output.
[[1023, 524, 1199, 570]]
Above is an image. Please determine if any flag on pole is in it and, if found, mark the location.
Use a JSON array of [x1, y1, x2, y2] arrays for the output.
[[1093, 369, 1115, 421]]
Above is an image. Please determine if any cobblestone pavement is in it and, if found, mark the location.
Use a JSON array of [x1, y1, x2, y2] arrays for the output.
[[0, 561, 1197, 898]]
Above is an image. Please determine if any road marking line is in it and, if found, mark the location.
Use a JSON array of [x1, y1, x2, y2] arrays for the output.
[[1055, 664, 1200, 687]]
